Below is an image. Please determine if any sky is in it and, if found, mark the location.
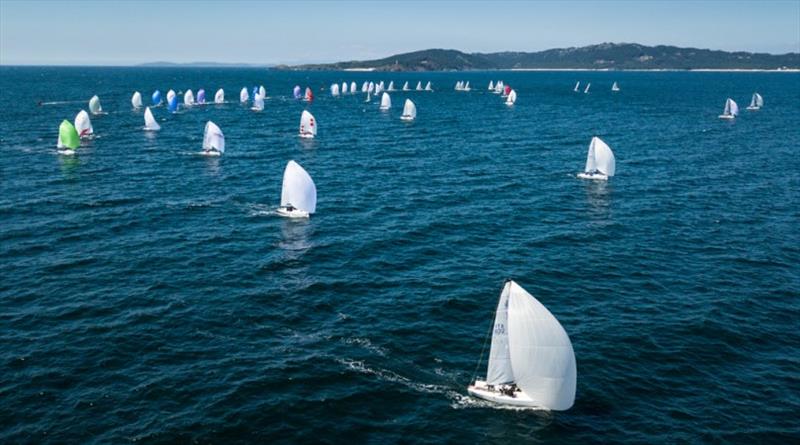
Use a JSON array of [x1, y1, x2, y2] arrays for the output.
[[1, 0, 798, 65]]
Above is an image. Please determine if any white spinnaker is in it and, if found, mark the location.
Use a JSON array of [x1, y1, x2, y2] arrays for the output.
[[586, 137, 615, 176], [215, 89, 224, 103], [361, 81, 368, 93], [74, 110, 93, 137], [144, 107, 160, 130], [331, 83, 340, 96], [89, 95, 102, 114], [281, 160, 317, 213], [203, 121, 225, 153], [402, 99, 416, 119], [506, 281, 576, 411], [755, 93, 764, 107], [184, 90, 195, 105], [380, 92, 391, 110], [131, 91, 142, 108], [487, 282, 515, 385], [506, 89, 517, 104], [300, 110, 317, 136], [724, 98, 739, 116], [252, 94, 264, 111], [259, 86, 266, 98], [167, 89, 176, 103], [341, 82, 348, 94], [240, 87, 249, 102]]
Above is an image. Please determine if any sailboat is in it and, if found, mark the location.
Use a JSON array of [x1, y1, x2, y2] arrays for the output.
[[251, 93, 264, 111], [467, 280, 576, 410], [143, 107, 161, 131], [167, 89, 176, 104], [746, 93, 763, 111], [342, 82, 349, 94], [299, 110, 317, 138], [214, 89, 224, 104], [74, 110, 93, 138], [380, 92, 391, 110], [152, 90, 162, 106], [611, 82, 620, 92], [89, 95, 102, 115], [425, 81, 432, 91], [259, 86, 266, 98], [463, 81, 471, 91], [455, 81, 463, 91], [574, 81, 580, 92], [168, 95, 179, 113], [131, 91, 142, 109], [277, 160, 317, 218], [488, 80, 494, 90], [494, 81, 503, 94], [388, 81, 395, 91], [577, 137, 616, 180], [375, 82, 383, 95], [304, 87, 314, 102], [365, 91, 371, 103], [502, 85, 511, 97], [368, 82, 375, 93], [416, 81, 423, 91], [361, 81, 369, 93], [57, 120, 80, 153], [505, 89, 517, 106], [184, 89, 195, 106], [584, 83, 590, 94], [350, 82, 357, 94], [331, 83, 340, 96], [202, 121, 225, 156], [719, 98, 739, 119], [400, 99, 416, 121], [240, 87, 249, 103], [197, 89, 207, 105]]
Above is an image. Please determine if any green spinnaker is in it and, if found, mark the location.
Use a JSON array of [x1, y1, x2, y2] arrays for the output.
[[58, 120, 80, 150]]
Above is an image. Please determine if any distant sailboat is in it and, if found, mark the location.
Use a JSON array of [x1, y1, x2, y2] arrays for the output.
[[455, 81, 463, 91], [463, 81, 471, 91], [184, 90, 195, 106], [467, 280, 576, 410], [505, 89, 517, 106], [416, 81, 423, 91], [304, 87, 314, 102], [503, 85, 511, 97], [143, 107, 160, 131], [293, 85, 302, 99], [365, 91, 371, 103], [611, 82, 620, 92], [259, 86, 266, 98], [251, 93, 264, 111], [152, 90, 162, 106], [374, 82, 383, 95], [401, 99, 416, 121], [387, 81, 395, 91], [746, 93, 763, 111], [425, 81, 432, 91], [577, 137, 616, 180], [342, 82, 348, 94], [361, 81, 369, 93], [380, 92, 391, 110], [719, 98, 739, 119], [131, 91, 142, 109], [402, 81, 410, 91], [368, 82, 375, 93], [240, 87, 249, 103], [488, 80, 494, 90], [494, 81, 503, 94], [331, 83, 340, 96], [277, 160, 317, 218], [584, 83, 590, 94], [574, 81, 580, 92], [350, 81, 357, 94], [167, 89, 176, 103], [57, 120, 80, 153], [214, 89, 224, 104], [89, 95, 102, 115], [299, 110, 317, 138], [197, 89, 207, 105], [74, 110, 93, 138], [202, 121, 225, 156], [168, 95, 179, 113]]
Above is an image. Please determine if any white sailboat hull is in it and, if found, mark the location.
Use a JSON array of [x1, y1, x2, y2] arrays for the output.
[[276, 207, 310, 218], [299, 132, 315, 139], [718, 114, 735, 120], [746, 106, 760, 111], [201, 149, 222, 157], [577, 172, 609, 180], [400, 115, 414, 121], [467, 381, 546, 409]]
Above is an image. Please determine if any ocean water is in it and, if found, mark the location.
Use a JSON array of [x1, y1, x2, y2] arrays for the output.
[[1, 67, 799, 444]]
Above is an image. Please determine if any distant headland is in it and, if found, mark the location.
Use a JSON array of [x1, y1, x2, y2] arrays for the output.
[[272, 43, 800, 71]]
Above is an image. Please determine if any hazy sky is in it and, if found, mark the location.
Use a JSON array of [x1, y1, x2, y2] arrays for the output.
[[1, 0, 798, 65]]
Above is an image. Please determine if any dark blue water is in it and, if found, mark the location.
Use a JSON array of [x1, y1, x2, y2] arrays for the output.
[[1, 67, 799, 443]]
